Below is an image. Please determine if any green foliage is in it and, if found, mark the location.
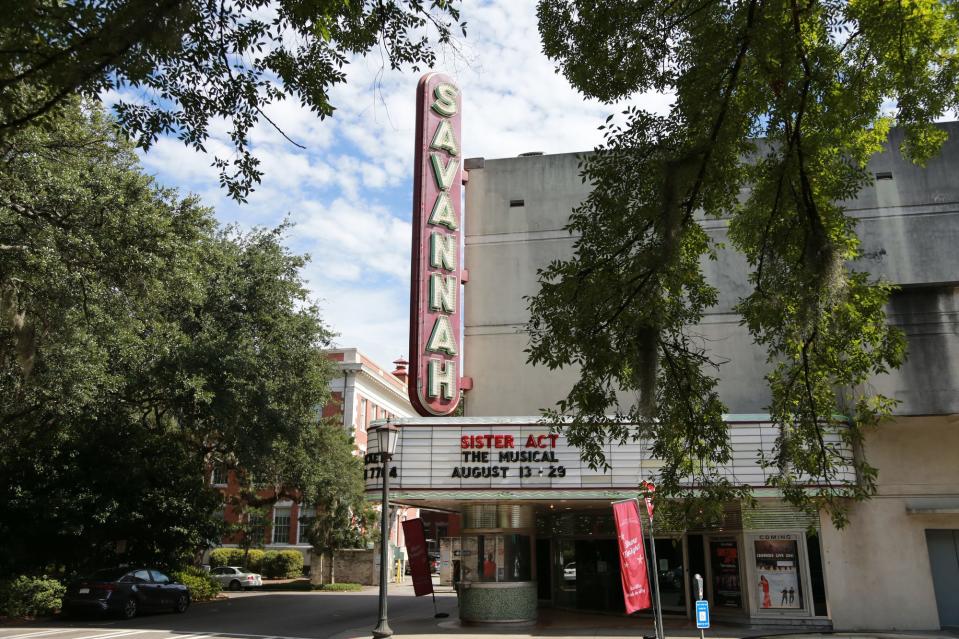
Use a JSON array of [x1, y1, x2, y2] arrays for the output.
[[0, 100, 338, 577], [313, 582, 362, 591], [226, 505, 270, 564], [171, 567, 221, 602], [208, 548, 265, 571], [0, 1, 464, 200], [245, 550, 267, 573], [0, 576, 65, 618], [529, 0, 950, 526], [298, 422, 376, 557], [260, 551, 303, 579], [207, 549, 233, 568]]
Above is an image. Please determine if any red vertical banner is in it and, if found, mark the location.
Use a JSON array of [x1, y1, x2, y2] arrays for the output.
[[402, 518, 434, 597], [612, 499, 653, 613]]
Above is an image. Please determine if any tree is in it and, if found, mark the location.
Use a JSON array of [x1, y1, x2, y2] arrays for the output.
[[528, 0, 958, 526], [234, 417, 374, 582], [229, 505, 270, 569], [0, 0, 464, 200], [0, 100, 338, 575]]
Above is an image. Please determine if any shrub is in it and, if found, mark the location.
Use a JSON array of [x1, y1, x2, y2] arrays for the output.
[[261, 550, 303, 579], [208, 548, 238, 568], [313, 582, 362, 592], [172, 567, 221, 602], [245, 549, 265, 573], [209, 548, 264, 571], [0, 575, 66, 618]]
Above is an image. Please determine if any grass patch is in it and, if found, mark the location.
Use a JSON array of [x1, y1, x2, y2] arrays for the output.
[[312, 583, 363, 592]]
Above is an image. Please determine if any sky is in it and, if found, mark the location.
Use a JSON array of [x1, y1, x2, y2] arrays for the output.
[[127, 0, 671, 369]]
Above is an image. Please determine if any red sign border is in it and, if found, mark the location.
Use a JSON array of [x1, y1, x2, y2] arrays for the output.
[[409, 72, 463, 416]]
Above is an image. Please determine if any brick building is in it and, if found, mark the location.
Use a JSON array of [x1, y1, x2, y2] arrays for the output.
[[207, 349, 436, 575]]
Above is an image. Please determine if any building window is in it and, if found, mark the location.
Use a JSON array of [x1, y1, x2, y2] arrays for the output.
[[248, 513, 266, 546], [359, 399, 368, 432], [210, 466, 228, 486], [273, 506, 292, 544], [296, 504, 311, 544]]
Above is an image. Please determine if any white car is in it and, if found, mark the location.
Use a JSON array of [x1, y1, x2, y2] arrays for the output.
[[210, 566, 263, 590], [563, 562, 576, 581]]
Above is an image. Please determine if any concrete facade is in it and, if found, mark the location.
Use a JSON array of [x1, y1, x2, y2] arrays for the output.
[[458, 124, 959, 630], [462, 125, 959, 418], [820, 415, 959, 630]]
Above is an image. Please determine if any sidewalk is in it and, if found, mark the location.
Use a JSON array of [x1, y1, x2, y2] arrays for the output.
[[334, 593, 959, 639]]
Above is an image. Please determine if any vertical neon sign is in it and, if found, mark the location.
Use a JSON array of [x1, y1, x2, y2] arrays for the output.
[[409, 73, 463, 416]]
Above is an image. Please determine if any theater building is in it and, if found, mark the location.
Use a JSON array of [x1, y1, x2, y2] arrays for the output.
[[368, 74, 959, 631]]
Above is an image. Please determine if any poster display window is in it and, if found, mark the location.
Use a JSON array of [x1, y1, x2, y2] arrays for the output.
[[709, 538, 742, 608], [753, 535, 803, 610], [459, 534, 531, 582]]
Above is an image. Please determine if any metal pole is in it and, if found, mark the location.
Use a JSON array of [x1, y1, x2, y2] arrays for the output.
[[646, 510, 664, 639], [695, 574, 705, 639], [372, 453, 392, 638]]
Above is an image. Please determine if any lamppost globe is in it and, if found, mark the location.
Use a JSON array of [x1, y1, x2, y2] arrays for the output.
[[376, 418, 400, 458]]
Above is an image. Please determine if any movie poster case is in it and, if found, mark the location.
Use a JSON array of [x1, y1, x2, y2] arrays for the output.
[[705, 536, 744, 611], [742, 531, 815, 619]]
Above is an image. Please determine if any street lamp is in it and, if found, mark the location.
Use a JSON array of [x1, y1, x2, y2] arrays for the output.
[[372, 418, 400, 639]]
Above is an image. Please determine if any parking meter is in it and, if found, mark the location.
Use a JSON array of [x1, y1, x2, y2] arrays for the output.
[[694, 574, 708, 638]]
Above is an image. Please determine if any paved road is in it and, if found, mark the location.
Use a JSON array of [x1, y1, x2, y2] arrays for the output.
[[0, 585, 458, 639], [7, 589, 956, 639]]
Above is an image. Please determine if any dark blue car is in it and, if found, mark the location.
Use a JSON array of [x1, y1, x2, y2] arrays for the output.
[[62, 568, 190, 619]]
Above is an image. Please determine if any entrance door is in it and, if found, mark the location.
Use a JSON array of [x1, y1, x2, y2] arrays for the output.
[[926, 530, 959, 629], [650, 538, 686, 613], [536, 539, 552, 600], [575, 539, 624, 612]]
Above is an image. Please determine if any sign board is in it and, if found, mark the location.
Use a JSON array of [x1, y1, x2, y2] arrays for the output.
[[696, 600, 710, 629], [362, 420, 854, 494], [409, 73, 464, 416]]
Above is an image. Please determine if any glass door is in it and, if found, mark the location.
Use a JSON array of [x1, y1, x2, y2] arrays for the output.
[[650, 537, 687, 613], [554, 538, 577, 608]]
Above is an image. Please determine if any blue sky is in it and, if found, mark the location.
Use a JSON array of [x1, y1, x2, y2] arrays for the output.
[[120, 0, 670, 368]]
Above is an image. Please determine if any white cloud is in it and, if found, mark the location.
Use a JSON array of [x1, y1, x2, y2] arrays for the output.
[[129, 0, 672, 368], [294, 198, 411, 283], [308, 278, 412, 366]]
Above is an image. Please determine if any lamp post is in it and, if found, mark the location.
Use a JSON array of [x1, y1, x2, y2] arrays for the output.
[[372, 419, 400, 639]]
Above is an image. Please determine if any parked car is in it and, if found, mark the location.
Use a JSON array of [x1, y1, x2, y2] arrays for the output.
[[209, 565, 262, 590], [404, 553, 440, 575], [563, 562, 576, 581], [62, 567, 190, 619]]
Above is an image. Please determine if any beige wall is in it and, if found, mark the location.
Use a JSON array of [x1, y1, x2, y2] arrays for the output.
[[821, 415, 959, 630], [311, 548, 378, 585], [462, 148, 959, 418]]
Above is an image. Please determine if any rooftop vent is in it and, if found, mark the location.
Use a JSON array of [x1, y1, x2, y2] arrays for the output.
[[875, 171, 894, 180], [518, 151, 544, 157], [509, 199, 525, 207]]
